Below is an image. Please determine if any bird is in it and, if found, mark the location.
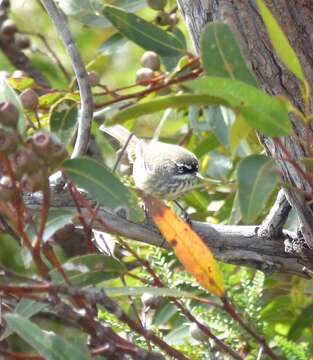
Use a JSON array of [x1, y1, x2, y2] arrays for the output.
[[100, 124, 203, 200]]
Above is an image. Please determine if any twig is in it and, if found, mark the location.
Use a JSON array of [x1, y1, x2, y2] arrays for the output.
[[257, 189, 291, 238], [23, 31, 71, 81], [40, 0, 93, 158], [222, 296, 282, 360]]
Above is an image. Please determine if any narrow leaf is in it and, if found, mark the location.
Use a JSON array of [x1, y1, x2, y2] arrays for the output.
[[102, 5, 185, 56], [0, 300, 46, 340], [237, 155, 279, 223], [0, 77, 26, 133], [51, 254, 127, 286], [62, 157, 144, 221], [140, 192, 224, 296], [257, 0, 309, 96], [5, 314, 91, 360], [108, 94, 228, 124], [186, 76, 292, 136], [230, 115, 251, 157], [42, 209, 75, 242], [50, 99, 78, 145], [201, 22, 258, 86], [288, 303, 313, 341]]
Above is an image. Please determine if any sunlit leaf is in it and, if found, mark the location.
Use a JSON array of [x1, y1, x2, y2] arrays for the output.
[[230, 115, 252, 157], [257, 0, 309, 98], [39, 92, 64, 108], [201, 22, 258, 86], [5, 314, 91, 360], [0, 77, 26, 133], [140, 192, 224, 296], [237, 155, 279, 223], [288, 303, 313, 341], [49, 99, 78, 145], [102, 5, 186, 56], [108, 94, 228, 124], [62, 157, 144, 221], [186, 76, 292, 136], [7, 76, 35, 91]]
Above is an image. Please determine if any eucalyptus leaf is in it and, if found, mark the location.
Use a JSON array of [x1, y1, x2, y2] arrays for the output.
[[0, 77, 26, 133], [5, 314, 91, 360], [102, 5, 186, 56], [62, 157, 144, 221], [201, 22, 258, 86], [237, 155, 279, 223], [186, 76, 292, 136]]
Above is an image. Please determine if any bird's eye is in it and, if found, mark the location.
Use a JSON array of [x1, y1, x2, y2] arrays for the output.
[[177, 165, 185, 174]]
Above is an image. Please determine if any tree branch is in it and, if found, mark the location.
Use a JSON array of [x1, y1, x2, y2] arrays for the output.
[[177, 0, 313, 250], [40, 0, 93, 158], [257, 189, 291, 238], [24, 190, 313, 278]]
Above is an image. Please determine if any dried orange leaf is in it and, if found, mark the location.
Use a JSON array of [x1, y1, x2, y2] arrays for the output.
[[141, 192, 224, 297]]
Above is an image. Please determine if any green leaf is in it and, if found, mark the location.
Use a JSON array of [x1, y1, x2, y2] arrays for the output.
[[102, 5, 186, 57], [108, 94, 228, 124], [7, 76, 35, 91], [50, 99, 78, 145], [39, 92, 64, 108], [50, 254, 127, 286], [5, 314, 91, 360], [43, 209, 75, 242], [62, 157, 143, 221], [288, 303, 313, 341], [201, 22, 258, 86], [257, 0, 308, 95], [104, 286, 203, 301], [98, 32, 127, 54], [237, 154, 279, 223], [59, 0, 146, 27], [230, 115, 251, 157], [0, 77, 26, 133], [186, 76, 292, 136], [1, 300, 46, 340], [193, 133, 220, 157]]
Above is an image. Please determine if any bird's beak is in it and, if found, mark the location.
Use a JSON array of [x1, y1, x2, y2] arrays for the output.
[[196, 173, 204, 181]]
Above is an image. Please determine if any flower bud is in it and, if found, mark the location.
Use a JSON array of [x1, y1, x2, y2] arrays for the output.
[[12, 147, 39, 176], [155, 11, 171, 26], [189, 323, 208, 342], [140, 51, 160, 71], [21, 172, 45, 192], [87, 71, 100, 86], [0, 176, 13, 201], [15, 34, 30, 49], [169, 13, 179, 26], [31, 131, 52, 155], [0, 101, 19, 128], [141, 293, 161, 309], [50, 142, 68, 164], [136, 67, 154, 84], [1, 19, 18, 36], [19, 88, 39, 110], [147, 0, 167, 10], [0, 128, 18, 154]]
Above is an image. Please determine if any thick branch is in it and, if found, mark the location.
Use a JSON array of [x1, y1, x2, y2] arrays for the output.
[[177, 0, 313, 249], [24, 190, 313, 278]]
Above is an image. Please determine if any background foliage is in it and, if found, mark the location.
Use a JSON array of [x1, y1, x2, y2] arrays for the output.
[[0, 0, 312, 359]]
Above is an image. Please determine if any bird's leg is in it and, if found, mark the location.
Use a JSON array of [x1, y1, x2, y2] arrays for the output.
[[173, 200, 192, 225]]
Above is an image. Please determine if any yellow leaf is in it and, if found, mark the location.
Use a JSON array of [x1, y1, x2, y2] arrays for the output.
[[140, 191, 225, 297]]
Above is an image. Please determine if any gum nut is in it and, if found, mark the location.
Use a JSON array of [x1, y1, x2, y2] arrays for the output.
[[0, 101, 19, 128], [20, 88, 39, 110], [140, 51, 160, 70], [136, 67, 154, 83]]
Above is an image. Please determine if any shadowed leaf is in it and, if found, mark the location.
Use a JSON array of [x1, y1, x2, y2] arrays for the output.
[[237, 155, 279, 223]]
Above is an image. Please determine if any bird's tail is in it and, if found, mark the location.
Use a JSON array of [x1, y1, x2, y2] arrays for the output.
[[99, 124, 138, 161]]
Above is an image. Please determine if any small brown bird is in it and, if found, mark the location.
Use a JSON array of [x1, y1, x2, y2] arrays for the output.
[[100, 125, 203, 200]]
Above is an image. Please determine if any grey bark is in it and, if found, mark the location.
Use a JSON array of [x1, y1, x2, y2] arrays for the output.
[[177, 0, 313, 249], [25, 190, 313, 278]]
